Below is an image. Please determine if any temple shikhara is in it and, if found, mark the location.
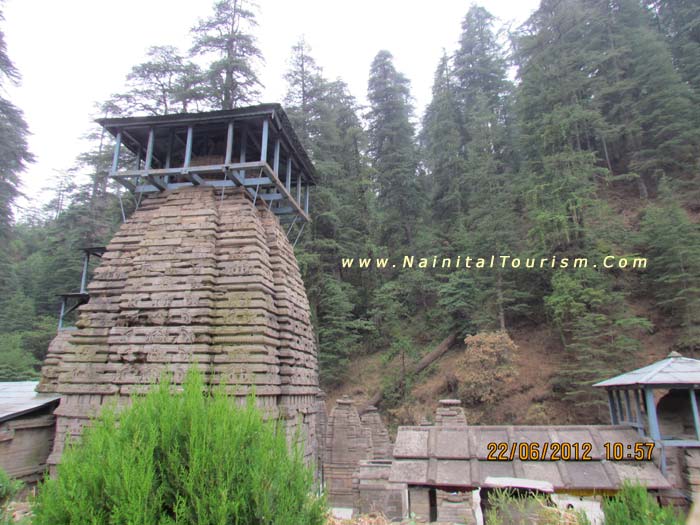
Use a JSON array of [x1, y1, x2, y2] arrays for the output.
[[36, 104, 322, 469]]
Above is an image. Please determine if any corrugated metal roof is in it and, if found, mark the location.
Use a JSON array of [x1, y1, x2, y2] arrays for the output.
[[593, 352, 700, 388], [0, 381, 60, 423], [389, 425, 670, 491]]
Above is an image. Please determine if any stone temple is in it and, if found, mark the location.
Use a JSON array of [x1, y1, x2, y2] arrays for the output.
[[37, 104, 322, 469]]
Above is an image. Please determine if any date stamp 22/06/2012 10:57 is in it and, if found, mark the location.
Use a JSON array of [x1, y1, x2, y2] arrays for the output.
[[486, 441, 655, 462]]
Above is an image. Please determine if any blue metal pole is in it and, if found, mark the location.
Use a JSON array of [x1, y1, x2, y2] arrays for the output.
[[273, 139, 280, 175], [80, 252, 89, 294], [644, 387, 665, 473], [145, 128, 155, 171], [615, 390, 625, 423], [635, 389, 645, 436], [286, 158, 292, 193], [608, 390, 618, 424], [225, 122, 234, 165], [260, 119, 269, 162], [690, 389, 700, 440], [58, 298, 66, 330], [111, 131, 121, 174], [184, 126, 193, 168], [644, 388, 661, 440]]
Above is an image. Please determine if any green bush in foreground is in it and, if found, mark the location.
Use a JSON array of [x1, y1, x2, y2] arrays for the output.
[[0, 467, 22, 525], [33, 369, 326, 525], [603, 482, 683, 525]]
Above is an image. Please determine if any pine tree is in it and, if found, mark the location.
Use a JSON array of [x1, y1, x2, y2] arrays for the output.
[[191, 0, 263, 109], [640, 182, 700, 351], [420, 53, 464, 229], [284, 37, 325, 150], [283, 43, 374, 385], [0, 334, 38, 381], [546, 270, 651, 420], [515, 0, 605, 254], [366, 50, 422, 250], [423, 7, 524, 332], [587, 0, 700, 198], [106, 46, 208, 116], [0, 4, 33, 238], [514, 0, 651, 415], [652, 0, 700, 94], [454, 6, 510, 118]]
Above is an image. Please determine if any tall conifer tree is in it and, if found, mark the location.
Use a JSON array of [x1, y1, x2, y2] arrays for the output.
[[191, 0, 263, 109], [0, 3, 32, 238], [284, 42, 373, 385], [366, 50, 422, 250]]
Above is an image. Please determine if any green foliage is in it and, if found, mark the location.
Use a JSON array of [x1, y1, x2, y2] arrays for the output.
[[190, 0, 263, 109], [0, 333, 39, 381], [367, 50, 423, 250], [639, 184, 700, 350], [33, 369, 326, 525], [602, 482, 683, 525], [652, 0, 700, 96], [0, 4, 33, 238], [0, 467, 22, 525], [485, 489, 590, 525], [105, 46, 208, 116], [545, 270, 651, 417], [380, 336, 419, 408], [437, 270, 479, 336], [316, 277, 372, 386]]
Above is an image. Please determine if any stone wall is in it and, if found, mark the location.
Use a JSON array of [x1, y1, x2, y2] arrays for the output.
[[685, 449, 700, 502], [360, 406, 392, 459], [38, 186, 320, 467], [352, 460, 406, 520]]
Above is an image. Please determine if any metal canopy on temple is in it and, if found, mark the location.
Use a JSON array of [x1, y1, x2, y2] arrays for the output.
[[98, 103, 314, 223], [594, 352, 700, 474], [594, 352, 700, 388]]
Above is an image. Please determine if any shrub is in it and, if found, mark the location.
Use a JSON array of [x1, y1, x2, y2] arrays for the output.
[[602, 482, 684, 525], [458, 331, 517, 406], [0, 467, 22, 525], [33, 369, 326, 525], [485, 489, 589, 525]]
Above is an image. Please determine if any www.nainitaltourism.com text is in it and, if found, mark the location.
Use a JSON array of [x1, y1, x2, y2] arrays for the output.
[[341, 255, 647, 270]]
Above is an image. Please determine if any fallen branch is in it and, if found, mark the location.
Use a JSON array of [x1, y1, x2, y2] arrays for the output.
[[359, 332, 457, 414]]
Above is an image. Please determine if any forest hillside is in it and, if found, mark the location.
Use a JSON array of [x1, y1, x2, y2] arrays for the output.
[[0, 0, 699, 427]]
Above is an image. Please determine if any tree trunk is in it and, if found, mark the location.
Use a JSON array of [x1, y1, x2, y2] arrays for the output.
[[637, 175, 649, 200], [360, 332, 457, 413], [497, 271, 506, 332]]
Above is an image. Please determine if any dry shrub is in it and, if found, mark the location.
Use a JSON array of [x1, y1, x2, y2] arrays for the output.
[[457, 331, 518, 406], [524, 402, 552, 425]]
